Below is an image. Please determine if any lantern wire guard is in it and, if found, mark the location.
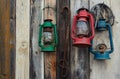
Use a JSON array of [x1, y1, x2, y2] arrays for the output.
[[91, 3, 115, 27]]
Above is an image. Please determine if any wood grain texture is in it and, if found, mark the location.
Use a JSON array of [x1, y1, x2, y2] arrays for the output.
[[90, 0, 120, 79], [30, 0, 44, 79], [10, 0, 16, 79], [0, 0, 11, 79], [70, 0, 90, 79], [44, 53, 56, 79], [16, 0, 30, 79], [44, 0, 56, 79], [56, 0, 71, 79]]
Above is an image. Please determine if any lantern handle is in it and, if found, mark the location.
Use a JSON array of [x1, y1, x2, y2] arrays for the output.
[[88, 13, 95, 39], [90, 40, 96, 54], [106, 23, 114, 54], [38, 25, 43, 47], [53, 24, 58, 46], [71, 15, 77, 40], [90, 23, 114, 54]]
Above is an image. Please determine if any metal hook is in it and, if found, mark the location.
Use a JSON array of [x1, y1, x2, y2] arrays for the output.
[[43, 5, 56, 19], [43, 5, 56, 11]]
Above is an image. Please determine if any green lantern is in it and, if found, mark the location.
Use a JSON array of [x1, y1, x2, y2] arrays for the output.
[[39, 19, 58, 52]]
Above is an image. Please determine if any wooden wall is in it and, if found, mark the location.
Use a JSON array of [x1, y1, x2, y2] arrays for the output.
[[29, 0, 120, 79], [0, 0, 120, 79]]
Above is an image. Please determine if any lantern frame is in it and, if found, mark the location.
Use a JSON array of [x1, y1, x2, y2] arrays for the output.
[[90, 19, 114, 59], [39, 19, 58, 52], [71, 8, 95, 47]]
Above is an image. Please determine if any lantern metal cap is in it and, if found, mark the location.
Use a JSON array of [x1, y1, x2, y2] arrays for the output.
[[96, 19, 107, 31], [77, 8, 89, 14], [42, 19, 54, 27], [44, 19, 52, 22]]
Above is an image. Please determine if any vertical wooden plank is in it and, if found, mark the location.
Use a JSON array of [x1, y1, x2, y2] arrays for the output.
[[90, 0, 120, 79], [44, 0, 56, 79], [16, 0, 30, 79], [30, 0, 44, 79], [89, 1, 110, 79], [56, 0, 71, 79], [70, 0, 90, 79], [10, 0, 16, 79], [0, 0, 11, 79]]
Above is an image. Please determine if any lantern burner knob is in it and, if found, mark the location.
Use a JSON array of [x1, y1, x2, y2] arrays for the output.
[[96, 43, 107, 53]]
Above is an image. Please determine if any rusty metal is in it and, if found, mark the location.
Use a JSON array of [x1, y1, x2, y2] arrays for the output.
[[96, 43, 107, 53], [59, 6, 70, 78]]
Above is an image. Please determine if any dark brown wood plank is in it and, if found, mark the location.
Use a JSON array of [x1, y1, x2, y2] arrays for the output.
[[10, 0, 16, 79], [56, 0, 71, 79], [70, 0, 90, 79], [0, 0, 11, 79]]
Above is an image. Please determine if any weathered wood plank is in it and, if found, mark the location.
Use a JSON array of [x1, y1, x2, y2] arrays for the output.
[[70, 0, 90, 79], [44, 0, 56, 79], [16, 0, 30, 79], [0, 0, 11, 79], [90, 0, 120, 79], [44, 53, 56, 79], [10, 0, 16, 79], [56, 0, 71, 79], [30, 0, 44, 79]]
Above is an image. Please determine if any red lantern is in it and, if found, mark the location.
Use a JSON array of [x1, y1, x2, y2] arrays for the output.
[[71, 8, 95, 47]]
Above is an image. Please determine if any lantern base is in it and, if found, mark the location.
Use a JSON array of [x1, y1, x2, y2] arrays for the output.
[[93, 52, 110, 60], [41, 46, 55, 52], [72, 37, 91, 47]]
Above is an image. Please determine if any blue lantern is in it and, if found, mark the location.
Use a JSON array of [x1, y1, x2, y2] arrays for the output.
[[90, 19, 114, 59]]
